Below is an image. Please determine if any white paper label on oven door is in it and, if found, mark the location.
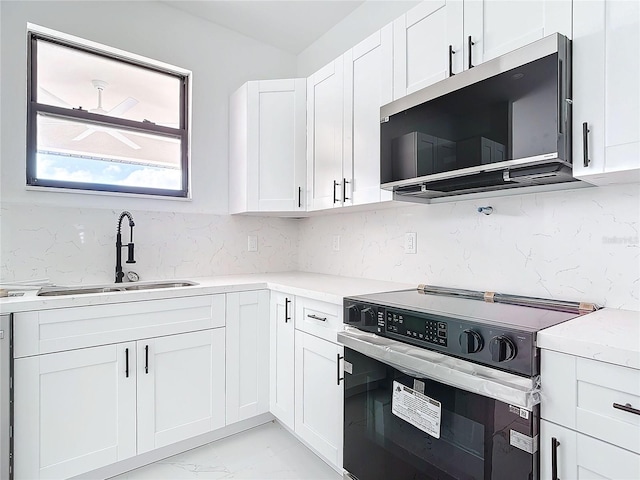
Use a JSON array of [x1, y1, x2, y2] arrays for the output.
[[510, 430, 538, 454], [391, 381, 441, 439], [343, 361, 352, 374]]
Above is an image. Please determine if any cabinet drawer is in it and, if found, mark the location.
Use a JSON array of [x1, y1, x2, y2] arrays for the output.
[[576, 357, 640, 454], [14, 295, 225, 358], [295, 297, 342, 342]]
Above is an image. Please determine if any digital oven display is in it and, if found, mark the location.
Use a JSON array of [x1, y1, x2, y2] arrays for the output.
[[386, 310, 448, 346]]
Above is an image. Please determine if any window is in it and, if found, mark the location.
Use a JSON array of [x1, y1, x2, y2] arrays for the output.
[[27, 28, 190, 197]]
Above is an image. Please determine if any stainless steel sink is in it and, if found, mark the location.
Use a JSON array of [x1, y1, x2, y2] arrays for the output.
[[37, 280, 198, 296]]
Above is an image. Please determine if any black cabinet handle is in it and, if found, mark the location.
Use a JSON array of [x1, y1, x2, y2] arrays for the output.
[[448, 45, 456, 77], [145, 345, 149, 374], [468, 36, 475, 69], [333, 180, 339, 204], [125, 348, 129, 378], [307, 314, 327, 322], [551, 437, 560, 480], [343, 178, 350, 202], [583, 122, 590, 167], [285, 298, 291, 323], [298, 186, 302, 208], [613, 402, 640, 416], [336, 354, 344, 385]]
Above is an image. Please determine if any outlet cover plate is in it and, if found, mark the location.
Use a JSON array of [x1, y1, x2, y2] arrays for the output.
[[405, 232, 417, 254]]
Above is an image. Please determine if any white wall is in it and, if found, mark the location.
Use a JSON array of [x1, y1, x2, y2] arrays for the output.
[[0, 0, 297, 214], [298, 185, 640, 310], [296, 0, 420, 76]]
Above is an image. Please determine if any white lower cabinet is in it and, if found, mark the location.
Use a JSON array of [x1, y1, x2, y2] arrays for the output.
[[15, 328, 225, 479], [294, 330, 343, 471], [14, 343, 137, 479], [137, 329, 226, 453], [540, 349, 640, 480], [270, 292, 295, 430], [226, 290, 270, 424], [540, 420, 640, 480]]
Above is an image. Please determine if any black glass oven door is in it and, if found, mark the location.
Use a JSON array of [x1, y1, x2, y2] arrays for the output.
[[343, 348, 537, 480]]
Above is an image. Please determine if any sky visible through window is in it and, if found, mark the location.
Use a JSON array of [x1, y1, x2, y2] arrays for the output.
[[37, 152, 182, 189]]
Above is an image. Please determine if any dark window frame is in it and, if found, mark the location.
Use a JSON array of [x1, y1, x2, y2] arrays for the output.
[[27, 31, 190, 198]]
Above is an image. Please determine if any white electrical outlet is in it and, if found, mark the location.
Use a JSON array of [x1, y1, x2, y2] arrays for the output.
[[332, 235, 340, 252], [405, 232, 417, 254], [248, 235, 258, 252]]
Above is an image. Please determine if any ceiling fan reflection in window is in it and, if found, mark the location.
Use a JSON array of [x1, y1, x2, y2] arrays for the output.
[[40, 79, 141, 149]]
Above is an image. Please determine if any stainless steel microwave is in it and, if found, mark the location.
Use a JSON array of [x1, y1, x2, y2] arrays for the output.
[[380, 33, 575, 201]]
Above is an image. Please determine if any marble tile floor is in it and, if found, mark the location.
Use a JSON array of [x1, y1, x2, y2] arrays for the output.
[[110, 421, 343, 479]]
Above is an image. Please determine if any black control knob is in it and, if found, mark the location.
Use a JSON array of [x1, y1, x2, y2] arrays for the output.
[[346, 304, 360, 324], [361, 307, 376, 326], [459, 329, 483, 354], [489, 336, 517, 362]]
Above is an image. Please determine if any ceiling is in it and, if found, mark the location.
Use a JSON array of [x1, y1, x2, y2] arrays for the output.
[[161, 1, 366, 54]]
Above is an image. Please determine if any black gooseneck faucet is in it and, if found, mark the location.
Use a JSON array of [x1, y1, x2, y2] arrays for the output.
[[115, 211, 136, 283]]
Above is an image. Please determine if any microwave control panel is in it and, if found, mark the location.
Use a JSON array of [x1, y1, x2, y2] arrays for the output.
[[386, 310, 448, 347]]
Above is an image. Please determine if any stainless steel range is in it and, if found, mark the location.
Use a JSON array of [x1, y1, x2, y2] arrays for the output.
[[339, 286, 596, 480]]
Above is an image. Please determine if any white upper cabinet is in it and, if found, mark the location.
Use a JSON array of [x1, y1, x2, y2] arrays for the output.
[[229, 79, 307, 214], [343, 27, 394, 206], [572, 0, 640, 184], [393, 0, 464, 99], [307, 59, 345, 210], [464, 0, 572, 66]]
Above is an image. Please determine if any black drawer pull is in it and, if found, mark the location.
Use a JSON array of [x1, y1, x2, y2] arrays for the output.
[[613, 402, 640, 416], [307, 314, 327, 322], [125, 348, 129, 378], [551, 437, 560, 480]]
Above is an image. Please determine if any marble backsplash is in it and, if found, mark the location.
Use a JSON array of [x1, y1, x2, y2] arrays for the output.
[[298, 184, 640, 310], [0, 204, 300, 285]]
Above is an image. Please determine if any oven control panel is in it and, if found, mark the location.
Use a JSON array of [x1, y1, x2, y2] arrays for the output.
[[386, 311, 447, 346], [344, 298, 538, 376]]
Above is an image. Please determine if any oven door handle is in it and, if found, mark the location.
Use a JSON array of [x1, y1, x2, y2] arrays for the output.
[[337, 326, 540, 410]]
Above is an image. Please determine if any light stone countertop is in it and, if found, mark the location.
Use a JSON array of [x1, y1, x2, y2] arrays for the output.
[[0, 272, 414, 314], [537, 308, 640, 370]]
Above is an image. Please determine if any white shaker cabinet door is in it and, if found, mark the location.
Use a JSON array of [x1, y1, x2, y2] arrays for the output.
[[269, 292, 295, 430], [393, 0, 463, 99], [294, 330, 343, 471], [572, 0, 640, 184], [226, 290, 270, 424], [307, 58, 345, 211], [463, 0, 571, 67], [14, 343, 136, 479], [137, 329, 225, 454], [343, 26, 394, 206]]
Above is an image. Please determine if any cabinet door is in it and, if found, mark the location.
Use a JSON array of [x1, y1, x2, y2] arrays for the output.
[[572, 0, 640, 184], [294, 331, 343, 470], [464, 0, 571, 66], [249, 80, 307, 212], [393, 0, 463, 99], [307, 58, 344, 211], [137, 329, 225, 453], [343, 26, 394, 206], [226, 290, 270, 424], [540, 420, 577, 480], [270, 292, 295, 430], [14, 343, 136, 479]]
